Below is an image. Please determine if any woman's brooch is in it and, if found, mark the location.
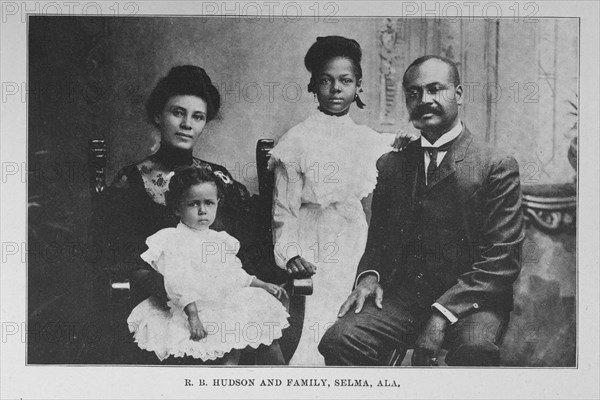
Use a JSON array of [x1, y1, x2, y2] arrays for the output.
[[214, 170, 232, 185]]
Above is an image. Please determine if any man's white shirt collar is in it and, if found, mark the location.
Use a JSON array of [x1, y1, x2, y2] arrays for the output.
[[420, 120, 463, 148]]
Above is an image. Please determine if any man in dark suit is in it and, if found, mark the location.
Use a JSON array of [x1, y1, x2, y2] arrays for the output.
[[318, 55, 524, 366]]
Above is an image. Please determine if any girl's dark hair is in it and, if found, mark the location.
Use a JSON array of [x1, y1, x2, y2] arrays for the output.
[[146, 65, 221, 125], [165, 165, 223, 211], [304, 36, 366, 108]]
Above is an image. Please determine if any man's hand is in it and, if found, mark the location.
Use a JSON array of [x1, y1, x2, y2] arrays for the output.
[[411, 313, 448, 366], [286, 256, 317, 277], [337, 274, 383, 317]]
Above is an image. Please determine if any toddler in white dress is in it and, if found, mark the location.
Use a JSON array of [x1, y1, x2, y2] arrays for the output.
[[128, 166, 289, 364]]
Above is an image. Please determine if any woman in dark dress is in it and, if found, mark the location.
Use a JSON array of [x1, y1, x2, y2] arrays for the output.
[[92, 65, 282, 364]]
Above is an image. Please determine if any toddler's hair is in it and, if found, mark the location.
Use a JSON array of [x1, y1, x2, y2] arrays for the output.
[[165, 166, 223, 211]]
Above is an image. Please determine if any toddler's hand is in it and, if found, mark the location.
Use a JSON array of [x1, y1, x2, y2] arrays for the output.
[[188, 315, 207, 341], [262, 283, 287, 301]]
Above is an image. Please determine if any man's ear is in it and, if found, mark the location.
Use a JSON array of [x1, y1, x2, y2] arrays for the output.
[[455, 84, 463, 105], [154, 114, 161, 127], [357, 78, 362, 89]]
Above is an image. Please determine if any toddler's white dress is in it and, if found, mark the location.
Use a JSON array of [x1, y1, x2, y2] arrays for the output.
[[269, 111, 394, 365], [127, 223, 289, 361]]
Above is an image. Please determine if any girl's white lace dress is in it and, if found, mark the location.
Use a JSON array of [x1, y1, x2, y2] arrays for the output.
[[269, 111, 394, 365]]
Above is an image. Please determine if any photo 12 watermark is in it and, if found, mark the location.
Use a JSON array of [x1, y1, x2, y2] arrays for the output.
[[198, 1, 340, 22], [1, 1, 140, 23]]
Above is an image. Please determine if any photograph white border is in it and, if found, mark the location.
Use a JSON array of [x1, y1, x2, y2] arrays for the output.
[[1, 1, 599, 399]]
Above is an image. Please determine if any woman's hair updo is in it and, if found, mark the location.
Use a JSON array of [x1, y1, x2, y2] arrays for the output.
[[304, 36, 366, 108], [165, 165, 223, 211], [146, 65, 221, 125]]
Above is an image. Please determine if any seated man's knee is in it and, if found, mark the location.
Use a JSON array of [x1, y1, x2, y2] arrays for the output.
[[444, 311, 507, 366], [318, 316, 377, 365], [446, 340, 500, 366], [318, 319, 347, 358]]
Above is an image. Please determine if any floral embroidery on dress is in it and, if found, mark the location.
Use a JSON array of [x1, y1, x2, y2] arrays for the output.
[[153, 174, 167, 188], [137, 159, 173, 206]]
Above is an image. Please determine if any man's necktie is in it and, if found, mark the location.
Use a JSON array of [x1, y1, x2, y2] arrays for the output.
[[422, 139, 456, 186]]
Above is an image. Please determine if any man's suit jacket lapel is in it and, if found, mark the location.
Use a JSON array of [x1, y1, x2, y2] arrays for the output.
[[385, 142, 422, 230], [424, 126, 473, 192]]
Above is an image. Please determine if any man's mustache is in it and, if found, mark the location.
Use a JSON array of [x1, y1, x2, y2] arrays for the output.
[[410, 105, 442, 120]]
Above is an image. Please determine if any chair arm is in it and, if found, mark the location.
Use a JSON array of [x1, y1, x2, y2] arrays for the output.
[[107, 278, 131, 307], [290, 278, 313, 296]]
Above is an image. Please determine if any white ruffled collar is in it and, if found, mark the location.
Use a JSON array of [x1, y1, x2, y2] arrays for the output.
[[309, 109, 354, 127], [177, 222, 211, 235]]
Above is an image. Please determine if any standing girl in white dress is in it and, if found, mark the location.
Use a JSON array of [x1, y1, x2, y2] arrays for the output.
[[269, 36, 408, 365], [128, 166, 289, 364]]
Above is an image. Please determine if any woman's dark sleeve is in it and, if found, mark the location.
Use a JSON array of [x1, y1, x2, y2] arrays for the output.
[[89, 166, 168, 303]]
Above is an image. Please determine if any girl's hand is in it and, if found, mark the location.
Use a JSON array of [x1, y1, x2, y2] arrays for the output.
[[392, 130, 420, 152], [286, 256, 317, 277], [188, 315, 206, 341]]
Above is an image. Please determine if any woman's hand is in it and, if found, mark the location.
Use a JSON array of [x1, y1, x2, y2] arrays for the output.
[[286, 256, 317, 277], [188, 314, 207, 341], [392, 130, 420, 152]]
